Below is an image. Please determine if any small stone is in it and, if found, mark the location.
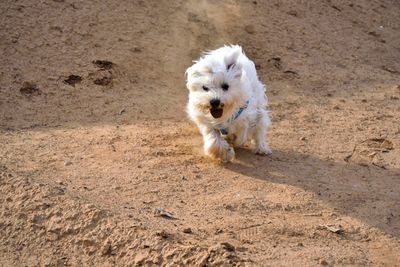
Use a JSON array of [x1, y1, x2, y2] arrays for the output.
[[64, 161, 72, 166], [101, 242, 112, 255], [224, 204, 235, 211], [132, 46, 142, 53], [93, 60, 114, 70], [319, 224, 344, 234], [221, 242, 235, 252], [215, 228, 223, 234], [63, 75, 82, 87], [93, 76, 112, 86], [154, 208, 177, 220], [244, 25, 255, 34], [155, 230, 169, 239], [320, 259, 329, 265], [20, 82, 40, 96], [183, 228, 192, 234]]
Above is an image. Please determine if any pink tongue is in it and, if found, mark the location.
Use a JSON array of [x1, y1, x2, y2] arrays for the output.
[[210, 108, 223, 118]]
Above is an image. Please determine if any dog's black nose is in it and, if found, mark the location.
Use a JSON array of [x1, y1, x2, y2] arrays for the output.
[[210, 99, 220, 108]]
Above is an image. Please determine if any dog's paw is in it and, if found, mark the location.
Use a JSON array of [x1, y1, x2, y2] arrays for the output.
[[253, 146, 272, 156], [221, 146, 235, 162], [204, 142, 235, 162]]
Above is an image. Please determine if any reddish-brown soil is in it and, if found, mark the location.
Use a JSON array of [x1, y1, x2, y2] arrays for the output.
[[1, 0, 399, 266]]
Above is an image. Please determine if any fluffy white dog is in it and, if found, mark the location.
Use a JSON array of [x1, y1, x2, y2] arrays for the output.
[[185, 45, 271, 162]]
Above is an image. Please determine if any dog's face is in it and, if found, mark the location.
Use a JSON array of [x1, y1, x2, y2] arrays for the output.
[[186, 50, 247, 121]]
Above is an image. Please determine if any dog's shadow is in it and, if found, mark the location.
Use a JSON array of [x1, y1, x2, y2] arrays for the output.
[[225, 148, 400, 238]]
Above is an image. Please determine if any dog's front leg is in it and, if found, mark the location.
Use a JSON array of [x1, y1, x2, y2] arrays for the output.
[[200, 126, 235, 162]]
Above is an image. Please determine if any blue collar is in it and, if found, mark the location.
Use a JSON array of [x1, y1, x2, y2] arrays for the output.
[[217, 100, 249, 135]]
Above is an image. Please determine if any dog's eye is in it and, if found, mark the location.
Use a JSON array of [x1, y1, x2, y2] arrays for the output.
[[202, 85, 209, 91], [221, 83, 229, 91]]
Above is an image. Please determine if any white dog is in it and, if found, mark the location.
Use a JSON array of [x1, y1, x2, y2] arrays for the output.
[[185, 45, 271, 162]]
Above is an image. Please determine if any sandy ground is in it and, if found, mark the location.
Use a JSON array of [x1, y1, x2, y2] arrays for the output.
[[1, 0, 400, 266]]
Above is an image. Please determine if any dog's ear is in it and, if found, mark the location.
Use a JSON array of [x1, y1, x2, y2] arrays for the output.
[[225, 54, 242, 79], [224, 49, 240, 70], [224, 48, 242, 78], [186, 65, 212, 79]]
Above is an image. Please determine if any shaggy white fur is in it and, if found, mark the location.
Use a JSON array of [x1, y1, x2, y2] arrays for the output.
[[185, 45, 271, 162]]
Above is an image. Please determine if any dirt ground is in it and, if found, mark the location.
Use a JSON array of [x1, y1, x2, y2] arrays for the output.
[[1, 0, 400, 266]]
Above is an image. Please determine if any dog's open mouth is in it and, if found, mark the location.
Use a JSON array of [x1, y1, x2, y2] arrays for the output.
[[210, 108, 223, 118]]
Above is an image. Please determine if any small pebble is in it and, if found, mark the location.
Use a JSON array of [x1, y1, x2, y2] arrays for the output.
[[320, 259, 329, 266], [244, 25, 255, 34], [183, 228, 192, 234], [221, 242, 235, 252]]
